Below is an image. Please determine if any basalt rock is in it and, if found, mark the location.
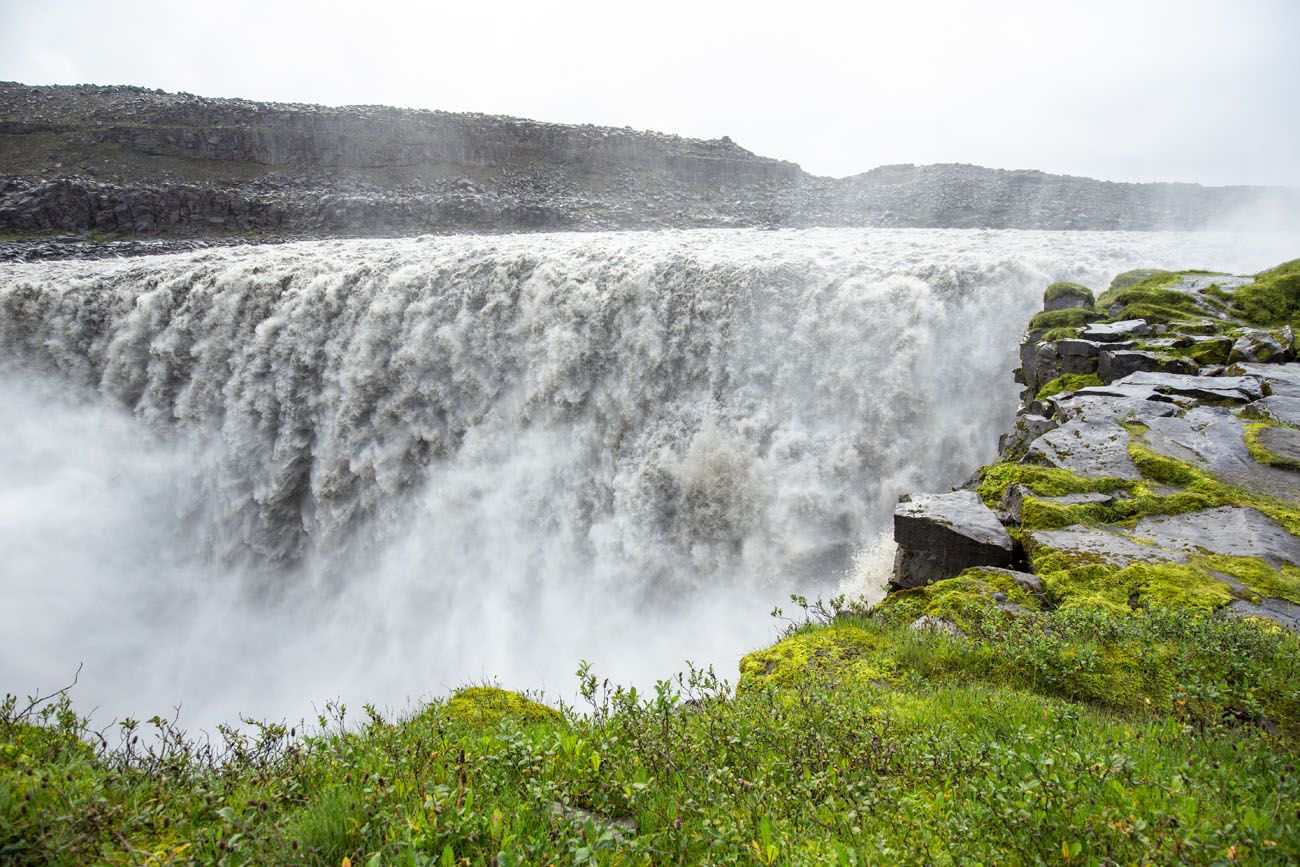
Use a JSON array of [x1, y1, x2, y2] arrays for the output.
[[891, 491, 1015, 589]]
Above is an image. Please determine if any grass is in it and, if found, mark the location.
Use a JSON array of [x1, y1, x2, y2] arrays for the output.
[[4, 608, 1300, 865]]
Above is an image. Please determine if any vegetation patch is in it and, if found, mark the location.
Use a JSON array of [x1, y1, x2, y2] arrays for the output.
[[1043, 281, 1094, 306], [1027, 307, 1102, 332], [1034, 372, 1102, 400], [1232, 259, 1300, 325]]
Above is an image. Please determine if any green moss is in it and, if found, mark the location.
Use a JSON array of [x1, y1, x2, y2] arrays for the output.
[[1107, 269, 1171, 292], [1034, 372, 1102, 400], [1026, 538, 1233, 613], [1198, 554, 1300, 605], [1017, 489, 1214, 532], [441, 686, 562, 727], [1027, 307, 1101, 332], [1126, 433, 1300, 536], [1096, 271, 1182, 310], [877, 567, 1045, 629], [975, 461, 1131, 508], [1040, 326, 1082, 342], [738, 624, 894, 690], [1245, 421, 1300, 471], [1042, 281, 1094, 306], [1231, 259, 1300, 325]]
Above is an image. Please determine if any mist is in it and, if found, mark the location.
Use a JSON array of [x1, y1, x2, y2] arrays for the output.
[[2, 227, 1292, 731]]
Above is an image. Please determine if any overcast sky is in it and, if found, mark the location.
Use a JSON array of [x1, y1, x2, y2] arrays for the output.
[[2, 0, 1297, 186]]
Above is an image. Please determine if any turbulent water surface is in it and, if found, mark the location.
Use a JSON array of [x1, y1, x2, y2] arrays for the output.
[[0, 227, 1289, 727]]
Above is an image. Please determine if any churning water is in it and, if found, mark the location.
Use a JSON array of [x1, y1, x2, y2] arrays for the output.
[[0, 228, 1289, 727]]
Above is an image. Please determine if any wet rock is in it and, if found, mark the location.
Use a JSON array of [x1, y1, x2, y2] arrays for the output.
[[892, 491, 1015, 588], [1136, 507, 1300, 567], [1080, 319, 1152, 342], [998, 413, 1058, 459], [1025, 525, 1187, 567], [1139, 407, 1300, 501], [1113, 371, 1265, 403], [1098, 349, 1198, 383], [1253, 426, 1300, 467], [1025, 418, 1143, 480]]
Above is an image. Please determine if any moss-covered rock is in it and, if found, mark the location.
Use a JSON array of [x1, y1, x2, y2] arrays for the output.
[[1231, 259, 1300, 324], [1042, 281, 1095, 311], [441, 686, 562, 727], [1027, 307, 1102, 332]]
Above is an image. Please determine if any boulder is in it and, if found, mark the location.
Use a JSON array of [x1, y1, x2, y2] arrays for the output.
[[1229, 329, 1290, 364], [1139, 407, 1300, 501], [1080, 319, 1153, 342], [1253, 426, 1300, 467], [1098, 349, 1198, 383], [892, 491, 1015, 588], [1042, 282, 1095, 312]]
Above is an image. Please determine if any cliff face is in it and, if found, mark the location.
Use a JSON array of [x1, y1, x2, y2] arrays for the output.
[[885, 260, 1300, 634], [1, 82, 1296, 240]]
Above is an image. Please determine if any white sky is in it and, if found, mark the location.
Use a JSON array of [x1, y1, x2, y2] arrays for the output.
[[1, 0, 1297, 185]]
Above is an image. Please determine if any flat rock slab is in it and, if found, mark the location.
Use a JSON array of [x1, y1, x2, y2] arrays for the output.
[[1026, 418, 1143, 480], [1080, 319, 1153, 341], [1099, 350, 1198, 383], [1136, 506, 1300, 567], [1236, 362, 1300, 398], [892, 491, 1014, 588], [1140, 407, 1300, 501], [1253, 396, 1300, 426], [1026, 525, 1187, 567], [1114, 371, 1265, 403]]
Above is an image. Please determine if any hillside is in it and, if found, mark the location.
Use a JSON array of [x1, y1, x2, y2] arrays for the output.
[[2, 82, 1297, 243]]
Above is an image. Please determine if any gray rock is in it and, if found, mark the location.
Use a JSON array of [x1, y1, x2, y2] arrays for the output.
[[998, 413, 1059, 459], [1253, 426, 1300, 467], [1025, 525, 1187, 567], [1098, 349, 1198, 383], [892, 491, 1015, 588], [1025, 418, 1143, 480], [1055, 338, 1105, 358], [1080, 319, 1153, 341], [1113, 371, 1265, 403], [1224, 598, 1300, 633], [1135, 506, 1300, 566], [1229, 330, 1290, 364], [1139, 407, 1300, 501]]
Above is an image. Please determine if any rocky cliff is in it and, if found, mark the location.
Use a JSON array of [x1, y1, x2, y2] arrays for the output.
[[886, 259, 1300, 634], [2, 82, 1296, 244]]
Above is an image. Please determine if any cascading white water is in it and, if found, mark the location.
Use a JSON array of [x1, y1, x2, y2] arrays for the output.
[[0, 227, 1289, 727]]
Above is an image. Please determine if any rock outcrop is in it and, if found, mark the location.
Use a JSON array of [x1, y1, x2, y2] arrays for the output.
[[892, 491, 1015, 588], [886, 260, 1300, 632]]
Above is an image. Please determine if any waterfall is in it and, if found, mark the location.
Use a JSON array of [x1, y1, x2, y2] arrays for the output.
[[0, 227, 1281, 725]]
